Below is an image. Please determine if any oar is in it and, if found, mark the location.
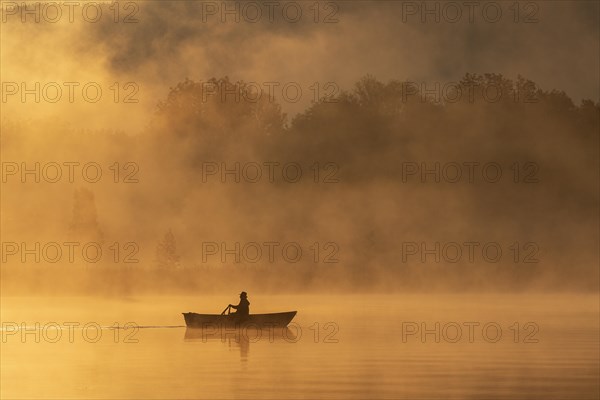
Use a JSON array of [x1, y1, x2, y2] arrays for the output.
[[221, 305, 231, 315]]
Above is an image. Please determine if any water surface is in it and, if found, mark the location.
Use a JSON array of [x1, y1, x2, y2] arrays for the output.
[[1, 294, 598, 399]]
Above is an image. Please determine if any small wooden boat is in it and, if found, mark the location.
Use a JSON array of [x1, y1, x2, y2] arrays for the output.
[[182, 311, 297, 328]]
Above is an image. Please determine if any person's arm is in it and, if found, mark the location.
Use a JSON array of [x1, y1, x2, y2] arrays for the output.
[[229, 303, 239, 310]]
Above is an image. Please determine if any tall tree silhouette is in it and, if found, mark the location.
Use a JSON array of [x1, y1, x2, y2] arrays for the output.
[[69, 188, 104, 243], [155, 229, 181, 269]]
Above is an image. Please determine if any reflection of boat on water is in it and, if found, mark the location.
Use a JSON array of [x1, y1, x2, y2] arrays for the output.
[[183, 326, 298, 342], [182, 311, 297, 328], [184, 325, 298, 361]]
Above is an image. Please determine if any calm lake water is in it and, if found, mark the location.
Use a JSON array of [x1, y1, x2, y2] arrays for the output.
[[1, 294, 598, 399]]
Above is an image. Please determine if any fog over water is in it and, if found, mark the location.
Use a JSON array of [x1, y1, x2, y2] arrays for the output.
[[0, 2, 599, 398], [1, 1, 599, 295]]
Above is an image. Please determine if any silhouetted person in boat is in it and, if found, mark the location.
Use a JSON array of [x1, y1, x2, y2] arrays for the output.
[[229, 292, 250, 317]]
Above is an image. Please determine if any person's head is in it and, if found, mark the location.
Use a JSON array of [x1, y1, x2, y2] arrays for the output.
[[240, 291, 248, 299]]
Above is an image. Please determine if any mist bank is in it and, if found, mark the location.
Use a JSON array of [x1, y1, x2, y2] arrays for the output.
[[1, 74, 598, 295]]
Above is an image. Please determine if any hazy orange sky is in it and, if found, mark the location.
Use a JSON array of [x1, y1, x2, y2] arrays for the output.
[[2, 1, 598, 131]]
